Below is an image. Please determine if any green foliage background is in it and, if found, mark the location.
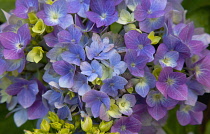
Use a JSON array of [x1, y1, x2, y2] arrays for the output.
[[0, 0, 210, 134]]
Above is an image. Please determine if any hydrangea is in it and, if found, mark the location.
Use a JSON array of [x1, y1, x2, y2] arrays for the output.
[[0, 0, 210, 133]]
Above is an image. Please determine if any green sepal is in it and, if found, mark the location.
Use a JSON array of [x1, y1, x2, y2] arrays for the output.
[[81, 116, 93, 132], [99, 120, 113, 132], [50, 122, 62, 130], [48, 112, 60, 123], [26, 47, 44, 63], [40, 119, 50, 132], [32, 19, 46, 34], [28, 12, 38, 24]]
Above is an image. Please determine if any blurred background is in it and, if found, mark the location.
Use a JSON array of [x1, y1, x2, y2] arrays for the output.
[[0, 0, 210, 133]]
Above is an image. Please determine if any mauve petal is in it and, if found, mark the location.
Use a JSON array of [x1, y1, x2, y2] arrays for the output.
[[168, 84, 188, 100], [189, 111, 203, 125], [192, 102, 206, 112], [156, 82, 167, 97], [185, 89, 198, 106], [158, 67, 172, 81], [179, 22, 194, 43], [4, 49, 24, 60], [13, 5, 28, 19], [177, 110, 191, 126], [134, 3, 148, 21], [27, 100, 48, 120], [18, 88, 36, 108], [36, 10, 46, 20], [14, 109, 28, 127], [161, 97, 178, 108], [0, 32, 19, 49], [148, 10, 165, 18], [170, 72, 187, 85], [124, 30, 141, 49], [44, 33, 59, 47], [17, 24, 31, 46], [154, 43, 168, 64], [6, 79, 27, 95], [148, 104, 167, 121], [188, 40, 204, 55]]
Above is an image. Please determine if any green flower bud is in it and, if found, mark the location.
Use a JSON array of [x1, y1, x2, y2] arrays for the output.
[[28, 12, 38, 24], [99, 121, 113, 132], [26, 47, 44, 63], [40, 119, 50, 132], [50, 122, 62, 130], [152, 65, 162, 79], [48, 112, 60, 123], [81, 116, 93, 132], [32, 19, 46, 34], [24, 130, 33, 134], [58, 128, 70, 134], [46, 26, 54, 33], [64, 123, 74, 130], [126, 87, 133, 94]]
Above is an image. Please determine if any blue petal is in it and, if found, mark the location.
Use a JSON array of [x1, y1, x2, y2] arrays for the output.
[[17, 88, 36, 108], [14, 109, 28, 127]]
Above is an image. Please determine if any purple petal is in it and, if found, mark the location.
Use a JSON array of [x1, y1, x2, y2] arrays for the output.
[[167, 84, 188, 100], [140, 16, 165, 33], [91, 101, 101, 117], [148, 104, 167, 121], [3, 49, 24, 60], [67, 0, 81, 13], [17, 88, 36, 108], [17, 24, 31, 46], [135, 82, 150, 98], [0, 32, 19, 49], [59, 14, 74, 29], [27, 100, 48, 120], [177, 110, 191, 126]]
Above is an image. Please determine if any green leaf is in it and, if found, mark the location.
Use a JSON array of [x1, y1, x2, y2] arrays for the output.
[[0, 0, 16, 22], [110, 23, 122, 34]]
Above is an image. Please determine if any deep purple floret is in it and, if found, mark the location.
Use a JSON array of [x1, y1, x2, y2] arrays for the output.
[[0, 24, 31, 60], [82, 90, 110, 118], [124, 49, 149, 77], [111, 116, 141, 134], [86, 0, 118, 27], [156, 67, 188, 100], [146, 90, 178, 120], [13, 0, 38, 19], [124, 30, 155, 61], [177, 102, 206, 126], [134, 0, 167, 32], [6, 79, 39, 108]]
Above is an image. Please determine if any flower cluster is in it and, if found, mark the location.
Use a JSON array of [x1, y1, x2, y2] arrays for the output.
[[0, 0, 210, 133]]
